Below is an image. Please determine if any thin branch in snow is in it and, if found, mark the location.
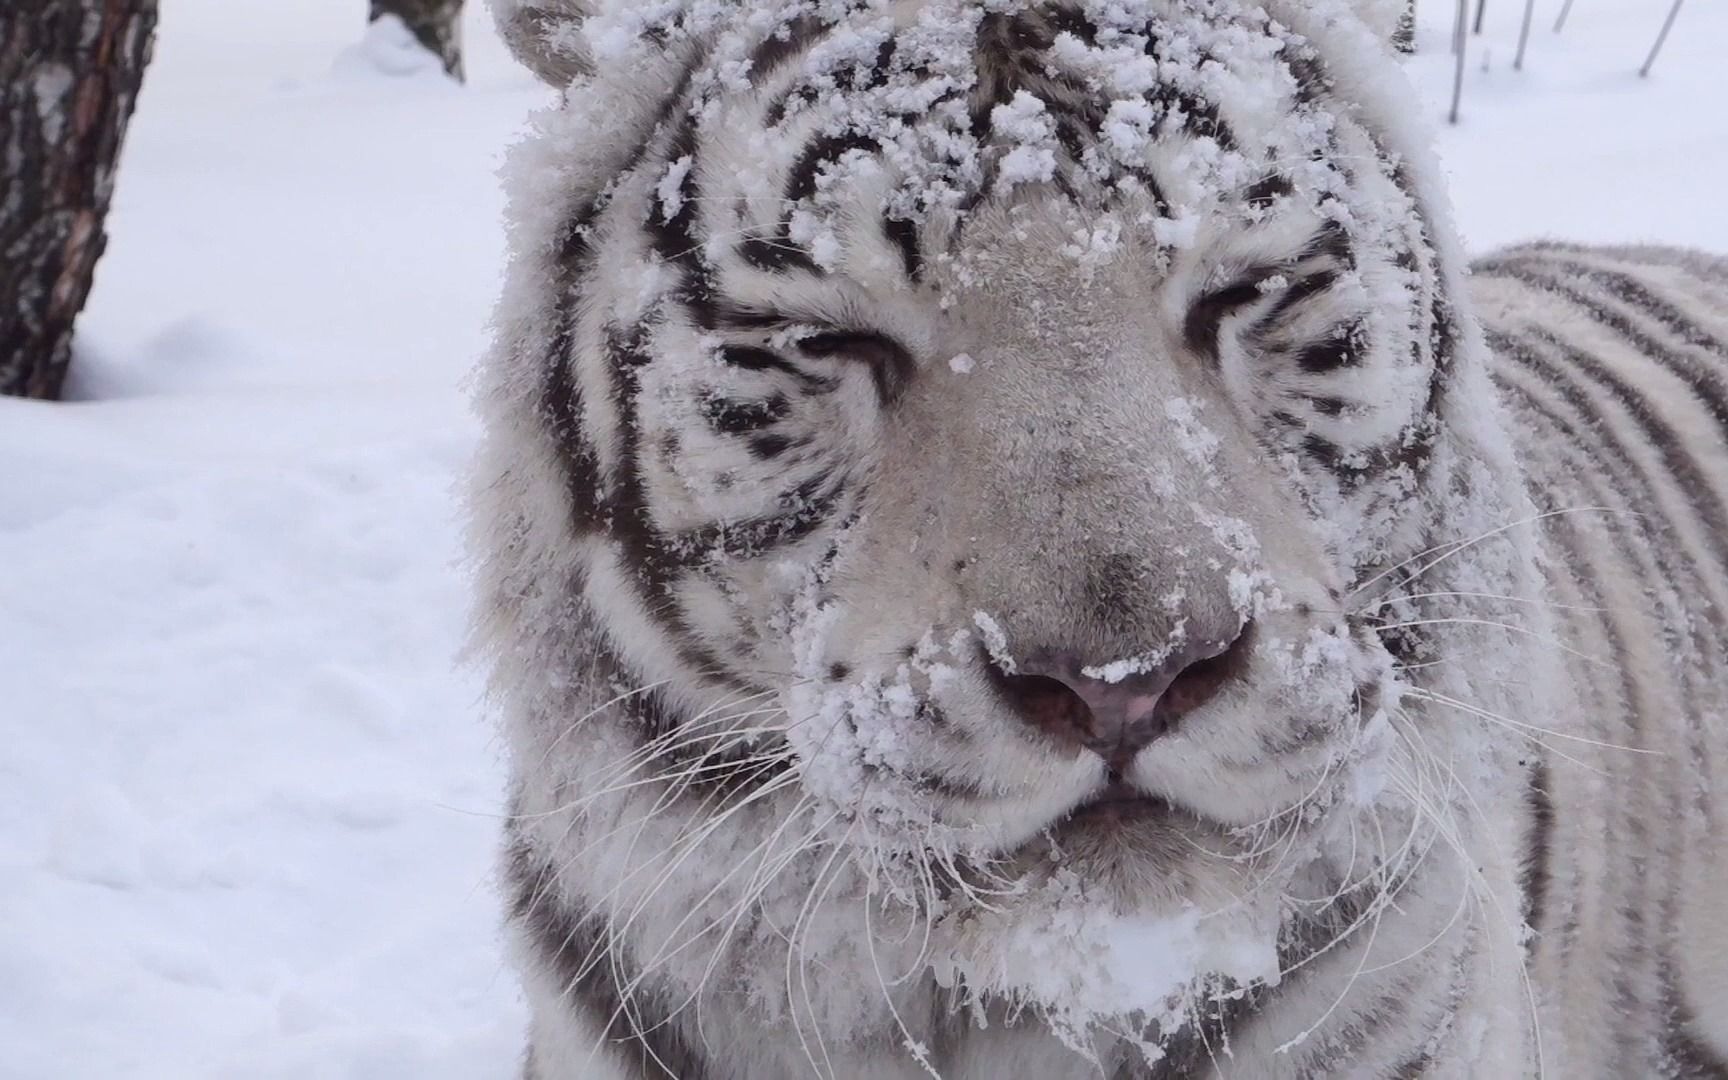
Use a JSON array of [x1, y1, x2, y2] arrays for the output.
[[1640, 0, 1685, 78], [1553, 0, 1577, 33], [1449, 0, 1469, 123], [1514, 0, 1537, 70]]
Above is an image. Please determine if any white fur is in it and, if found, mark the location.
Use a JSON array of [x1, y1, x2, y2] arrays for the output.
[[472, 3, 1726, 1077]]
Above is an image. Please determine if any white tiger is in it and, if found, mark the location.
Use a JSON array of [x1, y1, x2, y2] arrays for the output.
[[469, 1, 1728, 1076]]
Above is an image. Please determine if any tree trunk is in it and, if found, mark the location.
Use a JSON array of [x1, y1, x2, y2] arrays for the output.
[[370, 0, 465, 82], [1396, 0, 1418, 53], [0, 0, 157, 400]]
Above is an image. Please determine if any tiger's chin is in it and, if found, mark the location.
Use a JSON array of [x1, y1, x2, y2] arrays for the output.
[[1034, 806, 1235, 911], [920, 793, 1287, 1049]]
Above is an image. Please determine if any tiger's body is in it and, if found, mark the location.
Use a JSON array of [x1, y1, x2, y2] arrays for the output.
[[1472, 243, 1728, 1078], [471, 2, 1728, 1076]]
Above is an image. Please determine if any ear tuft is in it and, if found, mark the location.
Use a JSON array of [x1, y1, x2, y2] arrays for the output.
[[492, 0, 593, 86]]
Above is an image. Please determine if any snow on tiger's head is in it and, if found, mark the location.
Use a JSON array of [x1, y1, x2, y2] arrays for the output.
[[476, 0, 1521, 1033]]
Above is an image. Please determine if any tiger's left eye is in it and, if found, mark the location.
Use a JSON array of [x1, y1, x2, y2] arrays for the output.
[[795, 330, 916, 406]]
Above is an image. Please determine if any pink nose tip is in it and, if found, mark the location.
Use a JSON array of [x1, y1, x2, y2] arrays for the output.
[[989, 628, 1252, 771]]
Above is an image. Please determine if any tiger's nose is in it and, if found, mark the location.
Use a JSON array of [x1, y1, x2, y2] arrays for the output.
[[988, 625, 1252, 771]]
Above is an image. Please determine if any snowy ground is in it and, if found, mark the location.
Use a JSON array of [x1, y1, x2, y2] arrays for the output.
[[2, 2, 1723, 1077]]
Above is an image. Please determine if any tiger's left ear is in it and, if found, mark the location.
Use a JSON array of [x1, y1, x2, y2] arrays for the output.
[[491, 0, 594, 86]]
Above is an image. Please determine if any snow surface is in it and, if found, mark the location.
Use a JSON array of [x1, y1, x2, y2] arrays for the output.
[[2, 1, 1724, 1076]]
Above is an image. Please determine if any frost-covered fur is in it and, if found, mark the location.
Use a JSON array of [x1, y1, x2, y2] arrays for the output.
[[470, 2, 1728, 1077]]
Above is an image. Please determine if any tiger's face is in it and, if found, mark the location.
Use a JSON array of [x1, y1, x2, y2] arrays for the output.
[[485, 0, 1480, 1016]]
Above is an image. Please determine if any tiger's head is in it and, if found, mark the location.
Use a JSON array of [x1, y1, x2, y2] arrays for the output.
[[478, 0, 1538, 1044]]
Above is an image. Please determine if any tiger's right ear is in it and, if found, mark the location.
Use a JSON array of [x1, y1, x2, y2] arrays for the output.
[[491, 0, 594, 86]]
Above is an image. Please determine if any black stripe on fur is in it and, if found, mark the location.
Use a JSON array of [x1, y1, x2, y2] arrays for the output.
[[1513, 326, 1728, 560], [1522, 758, 1555, 933], [796, 330, 916, 405], [883, 214, 924, 283], [667, 469, 843, 565], [747, 15, 823, 88], [507, 838, 714, 1080], [599, 323, 747, 687], [738, 228, 823, 275], [1477, 259, 1728, 434], [700, 391, 789, 435], [786, 131, 880, 204]]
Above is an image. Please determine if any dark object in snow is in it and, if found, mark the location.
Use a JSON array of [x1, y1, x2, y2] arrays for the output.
[[369, 0, 466, 83], [0, 0, 157, 400], [1514, 0, 1537, 70], [1449, 0, 1467, 122], [1641, 0, 1685, 78], [1552, 0, 1686, 77]]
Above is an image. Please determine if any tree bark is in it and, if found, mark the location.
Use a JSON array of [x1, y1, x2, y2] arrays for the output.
[[370, 0, 465, 82], [0, 0, 157, 400], [1396, 0, 1418, 53]]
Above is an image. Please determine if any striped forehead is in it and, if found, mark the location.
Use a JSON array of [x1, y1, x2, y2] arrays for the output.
[[646, 3, 1344, 268], [608, 1, 1450, 416]]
